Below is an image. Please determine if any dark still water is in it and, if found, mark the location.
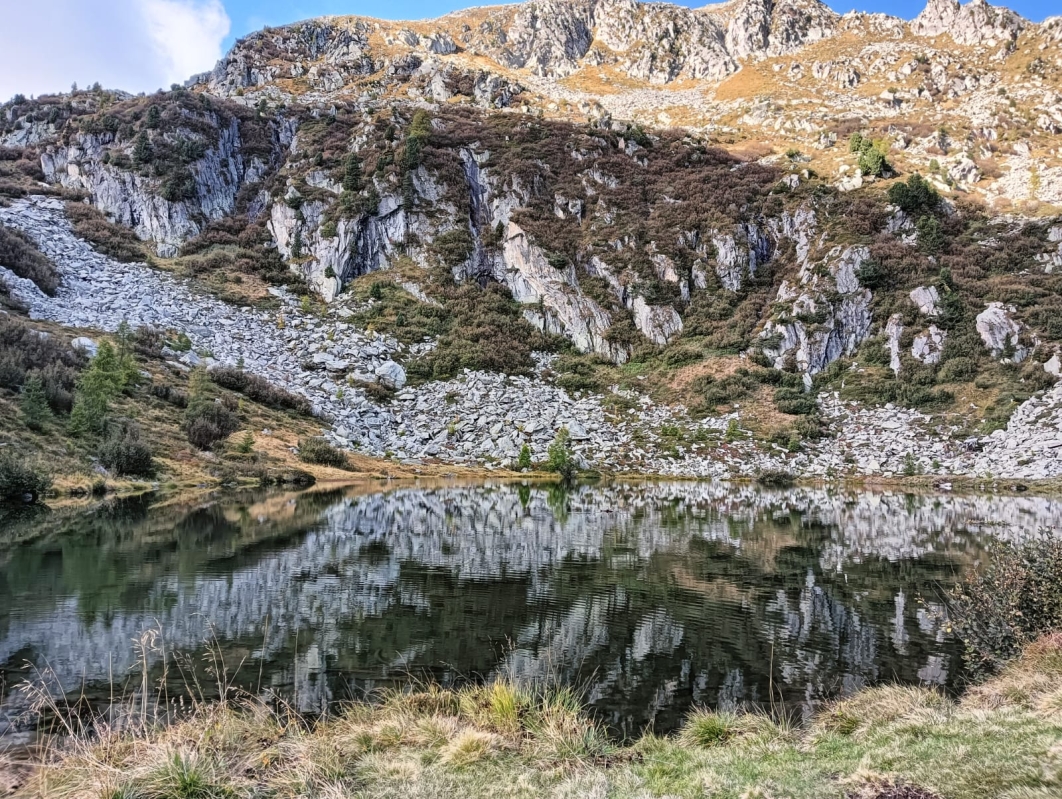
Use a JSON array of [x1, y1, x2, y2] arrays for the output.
[[1, 482, 1057, 738]]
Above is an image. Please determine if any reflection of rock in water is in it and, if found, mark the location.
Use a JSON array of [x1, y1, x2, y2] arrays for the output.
[[1, 483, 1060, 722]]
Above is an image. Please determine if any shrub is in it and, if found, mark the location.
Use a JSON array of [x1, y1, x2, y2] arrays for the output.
[[342, 152, 363, 192], [855, 258, 891, 290], [185, 400, 239, 450], [432, 228, 475, 267], [916, 215, 946, 254], [937, 357, 978, 382], [756, 469, 795, 487], [774, 386, 817, 415], [950, 536, 1062, 677], [150, 383, 188, 407], [160, 168, 196, 202], [0, 454, 51, 504], [208, 366, 313, 415], [858, 145, 889, 178], [98, 421, 155, 476], [887, 174, 941, 218], [517, 444, 532, 470], [0, 316, 82, 411], [63, 202, 145, 262], [297, 436, 349, 469], [0, 224, 59, 295], [849, 133, 891, 177]]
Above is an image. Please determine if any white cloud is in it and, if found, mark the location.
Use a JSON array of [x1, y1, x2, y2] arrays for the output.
[[0, 0, 231, 101], [142, 0, 231, 88]]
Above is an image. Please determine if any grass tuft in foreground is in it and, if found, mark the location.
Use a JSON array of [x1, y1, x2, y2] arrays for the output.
[[17, 637, 1062, 799]]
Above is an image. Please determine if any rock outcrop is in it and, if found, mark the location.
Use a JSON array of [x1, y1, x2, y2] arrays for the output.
[[762, 234, 873, 378], [911, 0, 1025, 45], [976, 302, 1032, 363]]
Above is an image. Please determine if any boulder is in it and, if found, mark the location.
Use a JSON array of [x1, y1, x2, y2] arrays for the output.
[[70, 336, 99, 358], [375, 360, 407, 389], [910, 286, 940, 317], [976, 302, 1030, 363]]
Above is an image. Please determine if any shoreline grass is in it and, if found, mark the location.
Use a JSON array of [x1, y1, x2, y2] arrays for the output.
[[8, 637, 1062, 799]]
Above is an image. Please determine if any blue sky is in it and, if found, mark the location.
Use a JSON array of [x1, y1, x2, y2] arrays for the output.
[[1, 0, 1056, 102]]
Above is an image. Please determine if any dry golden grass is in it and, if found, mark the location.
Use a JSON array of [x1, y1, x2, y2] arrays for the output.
[[12, 638, 1062, 799]]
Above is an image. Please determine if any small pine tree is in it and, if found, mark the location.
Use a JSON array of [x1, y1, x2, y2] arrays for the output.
[[132, 131, 153, 166], [20, 372, 50, 431], [69, 342, 128, 435], [236, 431, 254, 454], [342, 152, 362, 193], [517, 444, 532, 471]]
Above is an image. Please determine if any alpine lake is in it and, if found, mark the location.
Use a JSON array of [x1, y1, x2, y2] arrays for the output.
[[1, 480, 1056, 741]]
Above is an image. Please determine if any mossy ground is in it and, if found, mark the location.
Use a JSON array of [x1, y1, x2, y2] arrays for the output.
[[10, 637, 1062, 799]]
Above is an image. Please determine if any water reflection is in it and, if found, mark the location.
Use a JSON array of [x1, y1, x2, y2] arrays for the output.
[[1, 482, 1058, 737]]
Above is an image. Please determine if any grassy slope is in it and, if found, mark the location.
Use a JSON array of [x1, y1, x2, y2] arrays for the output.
[[15, 637, 1062, 799]]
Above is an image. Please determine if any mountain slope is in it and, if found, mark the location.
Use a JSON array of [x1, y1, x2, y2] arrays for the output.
[[0, 0, 1061, 482]]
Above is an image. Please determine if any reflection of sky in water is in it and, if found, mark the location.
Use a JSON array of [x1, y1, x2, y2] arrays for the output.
[[1, 483, 1059, 732]]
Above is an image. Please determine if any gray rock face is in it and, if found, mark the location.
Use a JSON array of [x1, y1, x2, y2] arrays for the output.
[[198, 0, 842, 95], [203, 20, 376, 95], [40, 115, 283, 257], [885, 314, 904, 374], [70, 336, 98, 357], [269, 188, 408, 301], [976, 301, 1031, 362], [910, 286, 941, 317], [911, 0, 1025, 45], [762, 234, 873, 377], [912, 325, 947, 365], [374, 360, 407, 389], [501, 223, 626, 362]]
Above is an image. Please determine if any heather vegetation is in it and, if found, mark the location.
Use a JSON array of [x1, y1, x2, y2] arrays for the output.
[[0, 314, 84, 415], [318, 107, 1060, 436], [296, 436, 351, 469], [63, 201, 146, 263], [351, 267, 562, 381], [0, 223, 59, 294]]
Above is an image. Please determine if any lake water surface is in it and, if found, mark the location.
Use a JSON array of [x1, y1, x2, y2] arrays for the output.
[[1, 482, 1058, 739]]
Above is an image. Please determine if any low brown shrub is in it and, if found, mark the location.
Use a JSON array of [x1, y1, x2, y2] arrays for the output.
[[0, 224, 59, 295]]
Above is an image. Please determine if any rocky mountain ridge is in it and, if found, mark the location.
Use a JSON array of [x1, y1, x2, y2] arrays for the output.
[[186, 0, 1062, 203], [0, 0, 1061, 481]]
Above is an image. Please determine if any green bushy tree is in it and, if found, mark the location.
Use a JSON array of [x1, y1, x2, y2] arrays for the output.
[[517, 444, 532, 471], [546, 428, 577, 484], [0, 454, 51, 504], [888, 173, 941, 218]]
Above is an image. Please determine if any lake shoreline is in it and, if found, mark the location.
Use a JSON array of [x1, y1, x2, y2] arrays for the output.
[[8, 636, 1062, 799]]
